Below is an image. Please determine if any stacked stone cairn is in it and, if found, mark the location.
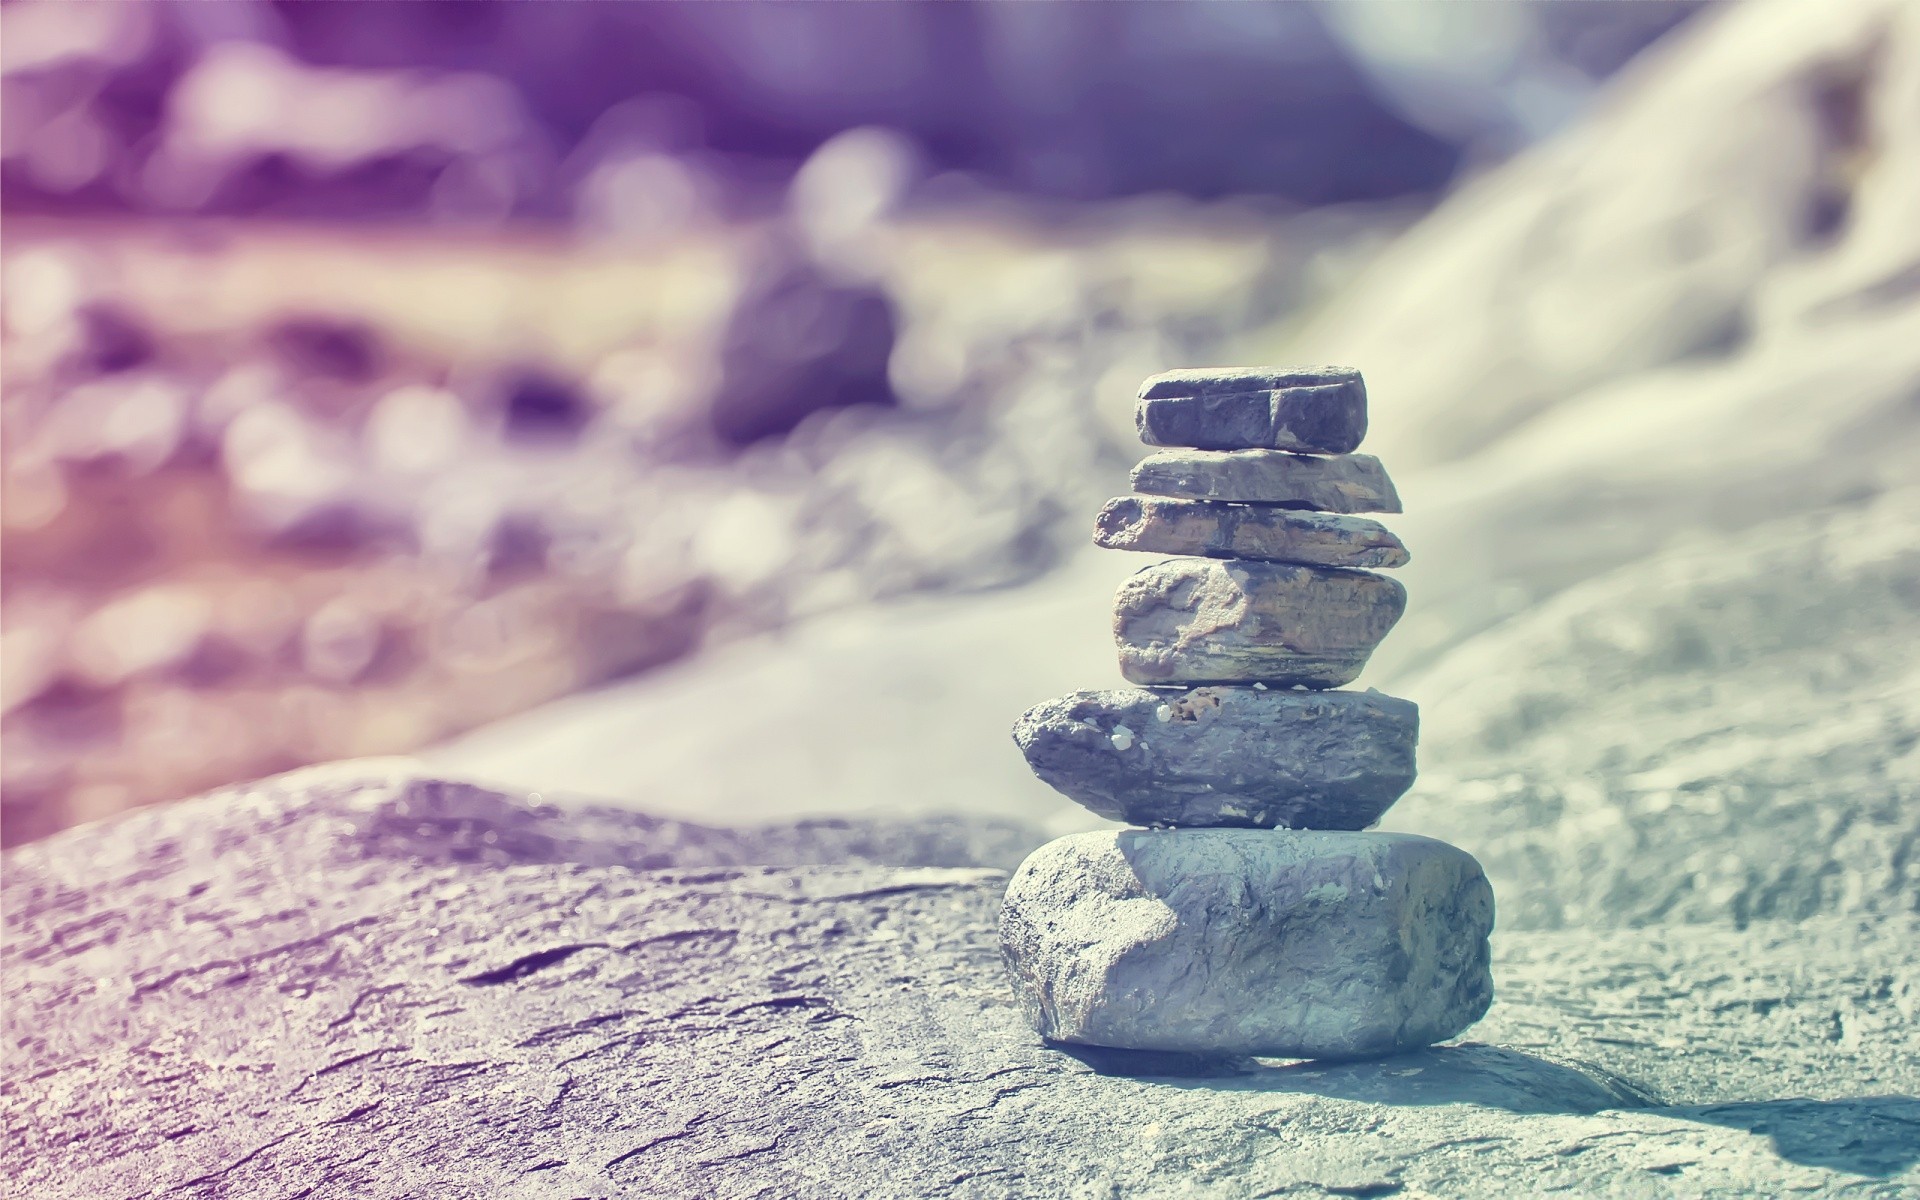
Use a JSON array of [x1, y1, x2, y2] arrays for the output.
[[1000, 366, 1496, 1061]]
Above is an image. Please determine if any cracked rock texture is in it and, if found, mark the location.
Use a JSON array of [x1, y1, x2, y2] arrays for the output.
[[1094, 496, 1410, 568], [1131, 449, 1403, 512], [1012, 686, 1418, 829], [6, 768, 1919, 1198], [1387, 487, 1920, 933], [999, 829, 1495, 1059], [1135, 386, 1367, 455], [1114, 558, 1406, 687]]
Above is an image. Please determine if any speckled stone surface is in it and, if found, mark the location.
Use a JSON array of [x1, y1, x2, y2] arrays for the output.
[[1013, 686, 1418, 828]]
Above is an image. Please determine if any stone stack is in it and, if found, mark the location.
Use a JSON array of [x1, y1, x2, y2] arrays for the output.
[[1000, 366, 1496, 1061]]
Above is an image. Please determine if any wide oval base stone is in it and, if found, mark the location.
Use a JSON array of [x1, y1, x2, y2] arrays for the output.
[[1000, 829, 1494, 1060]]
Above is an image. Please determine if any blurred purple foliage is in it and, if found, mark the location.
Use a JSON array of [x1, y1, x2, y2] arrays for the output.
[[0, 0, 1709, 841], [3, 1, 1706, 221]]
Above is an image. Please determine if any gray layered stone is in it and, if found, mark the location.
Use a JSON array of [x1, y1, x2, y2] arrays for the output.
[[1131, 449, 1402, 513], [999, 828, 1495, 1059], [1114, 558, 1405, 687], [1136, 385, 1367, 455], [1138, 366, 1363, 401], [1094, 495, 1409, 568], [1012, 687, 1418, 829], [1135, 368, 1365, 455]]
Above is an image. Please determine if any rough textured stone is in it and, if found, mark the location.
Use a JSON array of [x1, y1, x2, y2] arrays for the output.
[[1136, 385, 1366, 454], [1113, 558, 1405, 687], [6, 768, 1920, 1197], [1137, 366, 1363, 401], [1000, 829, 1493, 1059], [1385, 490, 1920, 934], [1013, 687, 1418, 829], [1131, 448, 1402, 512], [1094, 495, 1408, 568]]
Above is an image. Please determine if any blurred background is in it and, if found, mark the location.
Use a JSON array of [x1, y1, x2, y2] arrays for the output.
[[4, 0, 1916, 930]]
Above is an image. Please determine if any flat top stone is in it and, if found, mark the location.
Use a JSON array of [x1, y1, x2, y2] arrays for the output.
[[1131, 449, 1402, 513], [6, 769, 1920, 1197], [1139, 366, 1362, 400]]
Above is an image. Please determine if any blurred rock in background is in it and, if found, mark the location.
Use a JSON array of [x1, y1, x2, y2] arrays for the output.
[[1, 1, 1715, 843], [431, 0, 1920, 934], [2, 2, 1706, 219], [1312, 0, 1920, 931]]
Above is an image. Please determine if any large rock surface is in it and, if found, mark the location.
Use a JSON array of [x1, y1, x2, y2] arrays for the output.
[[1000, 829, 1494, 1059], [1114, 558, 1406, 687], [1013, 686, 1418, 829], [6, 768, 1920, 1198], [1131, 449, 1403, 512], [1387, 487, 1920, 931], [1094, 496, 1410, 568]]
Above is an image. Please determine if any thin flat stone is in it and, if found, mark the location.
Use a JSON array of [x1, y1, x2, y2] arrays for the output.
[[1138, 366, 1362, 400], [1000, 828, 1495, 1059], [1094, 496, 1409, 568], [1136, 386, 1367, 454], [1113, 558, 1405, 688], [1012, 686, 1418, 829], [1131, 449, 1402, 513]]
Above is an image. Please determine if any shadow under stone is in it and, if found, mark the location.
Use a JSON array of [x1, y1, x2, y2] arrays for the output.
[[1054, 1041, 1656, 1116], [1053, 1042, 1256, 1079], [1667, 1096, 1920, 1178]]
